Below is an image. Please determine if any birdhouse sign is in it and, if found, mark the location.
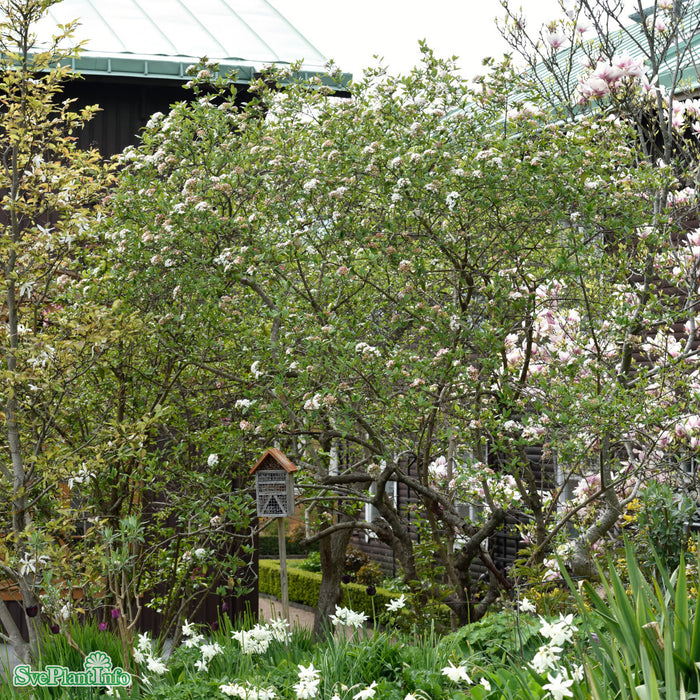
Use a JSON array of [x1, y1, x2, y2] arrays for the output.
[[250, 448, 297, 518]]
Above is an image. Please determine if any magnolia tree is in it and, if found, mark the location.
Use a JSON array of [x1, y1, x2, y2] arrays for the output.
[[0, 0, 117, 663], [99, 29, 700, 630], [496, 0, 700, 571]]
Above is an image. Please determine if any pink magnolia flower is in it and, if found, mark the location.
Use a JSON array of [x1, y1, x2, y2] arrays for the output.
[[545, 30, 566, 49], [577, 76, 610, 101], [593, 61, 623, 84], [613, 52, 645, 79]]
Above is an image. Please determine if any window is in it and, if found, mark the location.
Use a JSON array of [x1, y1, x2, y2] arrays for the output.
[[365, 478, 398, 539]]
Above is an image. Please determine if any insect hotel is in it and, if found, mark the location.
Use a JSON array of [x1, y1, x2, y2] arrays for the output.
[[250, 448, 298, 619]]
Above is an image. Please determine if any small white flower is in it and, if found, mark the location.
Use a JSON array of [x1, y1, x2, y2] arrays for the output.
[[518, 597, 536, 613], [531, 643, 563, 674], [386, 594, 406, 612], [542, 670, 575, 700], [146, 656, 167, 674], [183, 632, 205, 648], [207, 453, 219, 467], [480, 677, 491, 691], [353, 682, 378, 700], [136, 632, 152, 653], [441, 660, 472, 684]]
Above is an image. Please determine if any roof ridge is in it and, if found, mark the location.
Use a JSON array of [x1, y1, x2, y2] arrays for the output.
[[213, 0, 280, 61], [133, 0, 180, 55], [259, 0, 326, 64]]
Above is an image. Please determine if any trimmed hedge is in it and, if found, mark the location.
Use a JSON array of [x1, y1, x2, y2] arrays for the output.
[[258, 560, 400, 621], [259, 536, 318, 557]]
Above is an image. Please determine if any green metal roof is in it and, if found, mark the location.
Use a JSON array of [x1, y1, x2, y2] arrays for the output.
[[34, 0, 332, 83]]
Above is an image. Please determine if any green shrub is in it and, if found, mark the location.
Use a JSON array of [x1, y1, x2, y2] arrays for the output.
[[356, 562, 382, 586], [344, 546, 371, 576], [258, 560, 401, 621], [258, 535, 317, 557], [293, 551, 322, 572], [441, 608, 541, 660]]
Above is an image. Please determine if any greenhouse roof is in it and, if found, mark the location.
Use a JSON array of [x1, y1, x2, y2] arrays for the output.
[[33, 0, 332, 83]]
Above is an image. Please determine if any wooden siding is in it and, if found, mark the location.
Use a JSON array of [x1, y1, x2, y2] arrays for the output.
[[61, 76, 255, 158], [351, 446, 556, 577]]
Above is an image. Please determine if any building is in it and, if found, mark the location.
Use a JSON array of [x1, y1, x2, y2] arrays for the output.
[[35, 0, 346, 156]]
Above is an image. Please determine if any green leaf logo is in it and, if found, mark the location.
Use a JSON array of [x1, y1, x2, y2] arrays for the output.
[[83, 651, 113, 672]]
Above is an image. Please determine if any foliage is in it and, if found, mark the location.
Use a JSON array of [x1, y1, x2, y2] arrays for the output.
[[293, 551, 322, 573], [443, 608, 542, 660], [624, 480, 697, 573], [0, 0, 115, 665], [355, 562, 383, 587], [564, 539, 700, 699], [344, 547, 372, 577], [3, 546, 697, 699], [259, 560, 401, 621]]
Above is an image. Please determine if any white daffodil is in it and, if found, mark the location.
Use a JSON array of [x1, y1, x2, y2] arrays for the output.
[[329, 605, 368, 629], [441, 661, 472, 684], [386, 594, 406, 612], [353, 682, 378, 700], [542, 670, 575, 700], [518, 597, 536, 613], [146, 656, 167, 675]]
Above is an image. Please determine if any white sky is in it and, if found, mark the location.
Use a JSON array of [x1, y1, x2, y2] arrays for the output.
[[268, 0, 570, 80]]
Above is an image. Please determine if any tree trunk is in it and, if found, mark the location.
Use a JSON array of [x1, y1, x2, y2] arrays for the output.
[[312, 521, 353, 639]]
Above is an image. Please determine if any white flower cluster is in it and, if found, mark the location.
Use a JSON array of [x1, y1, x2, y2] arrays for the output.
[[529, 613, 582, 699], [385, 594, 406, 612], [293, 662, 321, 699], [133, 632, 168, 676], [355, 342, 380, 357], [220, 681, 277, 699], [231, 618, 290, 654], [329, 605, 368, 629]]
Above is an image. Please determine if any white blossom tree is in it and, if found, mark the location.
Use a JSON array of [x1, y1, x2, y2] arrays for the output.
[[0, 0, 115, 663], [98, 32, 700, 629]]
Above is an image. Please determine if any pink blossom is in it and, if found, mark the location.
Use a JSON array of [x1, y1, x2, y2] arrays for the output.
[[613, 52, 645, 80], [593, 61, 622, 83], [577, 76, 610, 101], [545, 30, 566, 49]]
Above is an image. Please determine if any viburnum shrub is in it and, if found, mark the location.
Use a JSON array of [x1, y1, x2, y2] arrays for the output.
[[99, 0, 700, 630]]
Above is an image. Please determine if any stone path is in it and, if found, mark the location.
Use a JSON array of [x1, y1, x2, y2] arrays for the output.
[[259, 594, 317, 630]]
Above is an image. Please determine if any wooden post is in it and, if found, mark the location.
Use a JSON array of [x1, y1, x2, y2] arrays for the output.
[[277, 517, 289, 621]]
